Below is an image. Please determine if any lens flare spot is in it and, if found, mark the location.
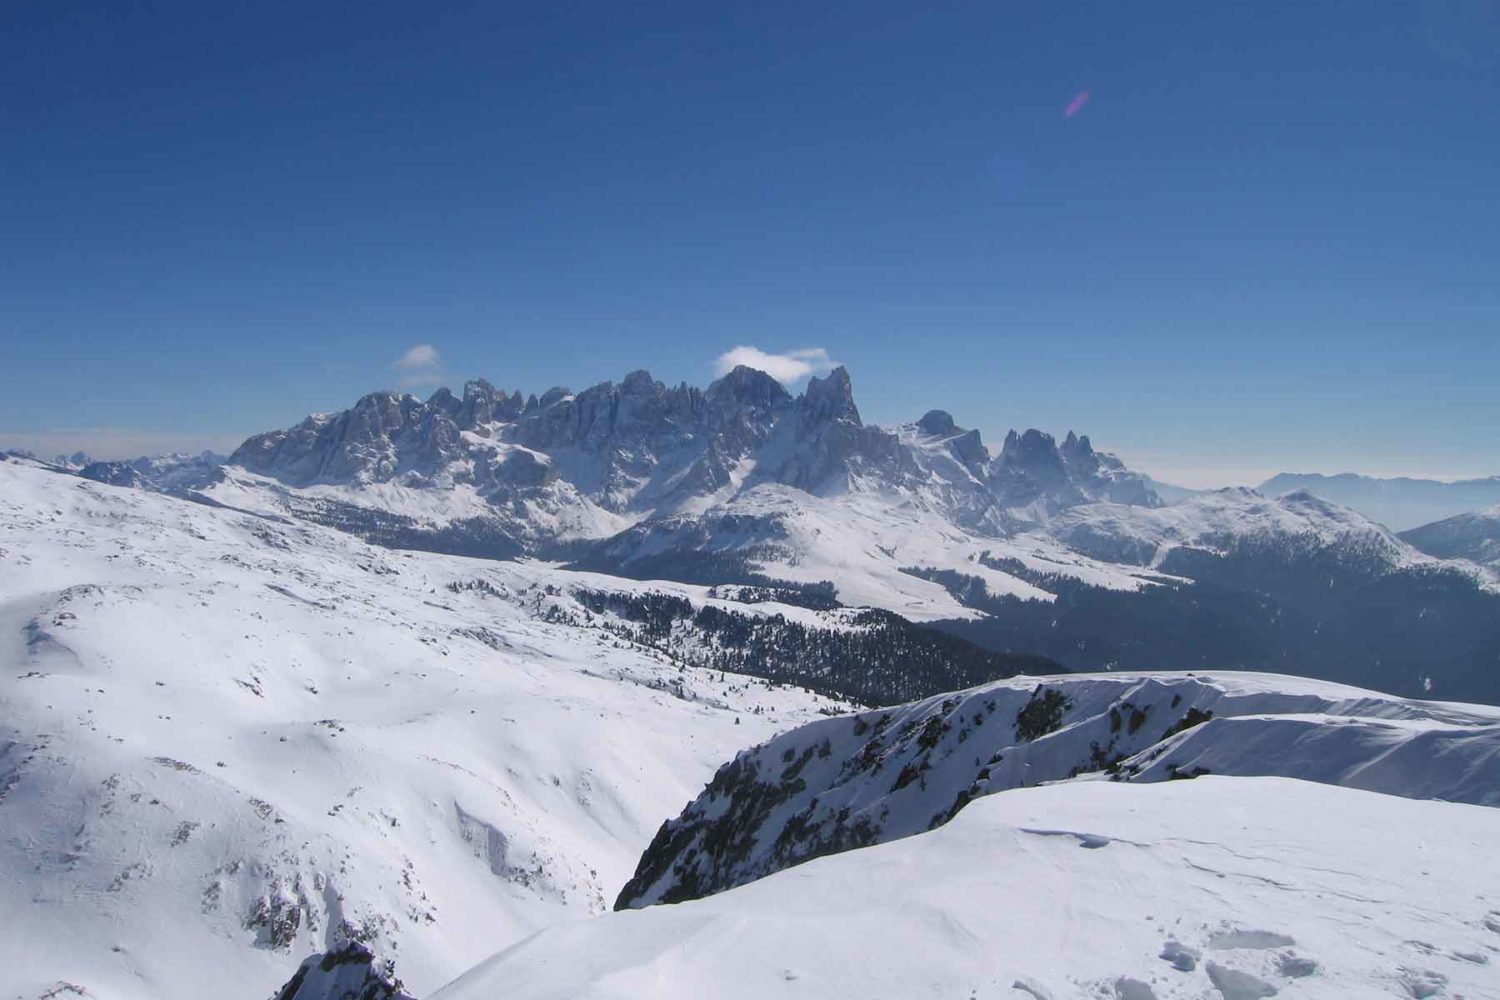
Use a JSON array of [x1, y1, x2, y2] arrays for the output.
[[1065, 90, 1091, 118]]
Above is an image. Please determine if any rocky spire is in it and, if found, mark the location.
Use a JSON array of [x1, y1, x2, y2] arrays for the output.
[[801, 367, 860, 425]]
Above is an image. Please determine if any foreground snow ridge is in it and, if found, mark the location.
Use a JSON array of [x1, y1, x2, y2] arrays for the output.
[[616, 671, 1500, 910], [436, 779, 1500, 1000]]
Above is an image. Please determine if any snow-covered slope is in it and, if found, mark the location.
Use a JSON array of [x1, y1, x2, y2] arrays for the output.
[[0, 460, 851, 1000], [1034, 488, 1426, 571], [616, 672, 1500, 909], [436, 777, 1500, 1000], [575, 483, 1167, 622], [1402, 505, 1500, 570]]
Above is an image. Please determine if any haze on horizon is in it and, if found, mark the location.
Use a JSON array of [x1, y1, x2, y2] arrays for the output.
[[3, 1, 1497, 488]]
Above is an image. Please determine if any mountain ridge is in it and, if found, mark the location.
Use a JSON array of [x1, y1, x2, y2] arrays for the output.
[[1259, 470, 1500, 531]]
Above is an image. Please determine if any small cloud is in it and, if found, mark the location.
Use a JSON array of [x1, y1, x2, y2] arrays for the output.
[[393, 343, 443, 388], [1064, 90, 1091, 118], [714, 346, 838, 385]]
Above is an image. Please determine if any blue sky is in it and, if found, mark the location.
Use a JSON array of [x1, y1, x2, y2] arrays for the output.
[[3, 1, 1497, 485]]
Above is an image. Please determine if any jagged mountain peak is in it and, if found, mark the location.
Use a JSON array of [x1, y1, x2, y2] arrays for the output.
[[537, 385, 572, 408], [620, 368, 659, 393], [1060, 429, 1094, 459], [999, 427, 1064, 465], [706, 364, 793, 408], [800, 365, 860, 425]]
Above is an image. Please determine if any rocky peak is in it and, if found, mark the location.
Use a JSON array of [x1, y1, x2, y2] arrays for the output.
[[706, 365, 793, 412], [1059, 429, 1099, 474], [913, 410, 987, 472], [949, 428, 988, 469], [800, 366, 860, 425], [538, 386, 572, 409], [987, 428, 1075, 505], [620, 369, 659, 395], [426, 386, 460, 416], [917, 410, 957, 436], [463, 378, 495, 402], [455, 378, 496, 427], [1000, 429, 1064, 472]]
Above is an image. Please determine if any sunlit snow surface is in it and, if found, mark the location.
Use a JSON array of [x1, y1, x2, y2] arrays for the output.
[[436, 778, 1500, 1000], [0, 460, 845, 1000], [5, 457, 1500, 1000]]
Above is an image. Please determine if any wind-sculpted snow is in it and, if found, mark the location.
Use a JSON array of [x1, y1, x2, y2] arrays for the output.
[[0, 460, 851, 1000], [437, 778, 1500, 1000], [615, 672, 1500, 909]]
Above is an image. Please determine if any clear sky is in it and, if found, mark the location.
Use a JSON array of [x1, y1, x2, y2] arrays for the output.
[[3, 1, 1497, 486]]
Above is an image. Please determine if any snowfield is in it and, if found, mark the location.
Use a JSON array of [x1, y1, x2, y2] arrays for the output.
[[435, 777, 1500, 1000], [0, 460, 845, 1000]]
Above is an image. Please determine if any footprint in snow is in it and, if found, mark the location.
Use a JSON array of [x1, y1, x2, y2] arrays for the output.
[[1158, 940, 1200, 972], [1009, 977, 1052, 1000], [1113, 977, 1158, 1000], [1274, 953, 1317, 979], [1396, 967, 1448, 999], [1205, 961, 1279, 999], [1206, 929, 1296, 951]]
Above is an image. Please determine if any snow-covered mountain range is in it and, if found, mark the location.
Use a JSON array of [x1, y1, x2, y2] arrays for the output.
[[218, 365, 1159, 553], [12, 365, 1500, 704]]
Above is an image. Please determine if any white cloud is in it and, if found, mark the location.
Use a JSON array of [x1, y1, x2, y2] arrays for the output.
[[393, 343, 443, 388], [713, 346, 838, 385]]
